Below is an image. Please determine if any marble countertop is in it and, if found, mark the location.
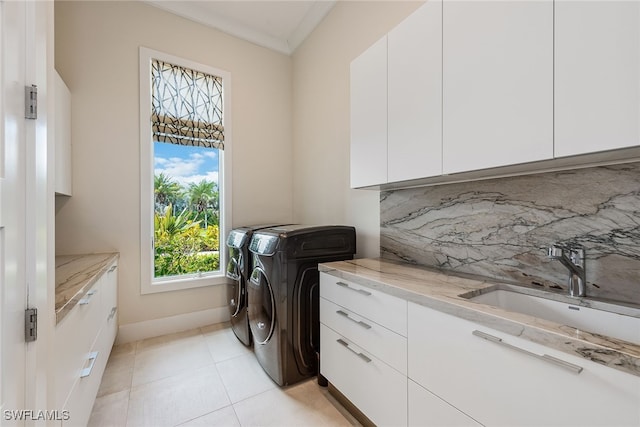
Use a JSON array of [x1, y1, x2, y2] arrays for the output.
[[319, 258, 640, 377], [55, 253, 119, 324]]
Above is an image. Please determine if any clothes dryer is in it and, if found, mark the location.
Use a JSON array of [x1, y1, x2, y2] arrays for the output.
[[247, 225, 356, 386], [226, 224, 291, 346]]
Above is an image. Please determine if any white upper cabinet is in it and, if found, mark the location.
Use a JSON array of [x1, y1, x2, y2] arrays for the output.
[[555, 1, 640, 157], [54, 70, 72, 196], [442, 0, 554, 174], [388, 0, 443, 182], [350, 36, 388, 188]]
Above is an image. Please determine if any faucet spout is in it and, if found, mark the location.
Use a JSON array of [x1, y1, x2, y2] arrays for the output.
[[547, 245, 586, 298]]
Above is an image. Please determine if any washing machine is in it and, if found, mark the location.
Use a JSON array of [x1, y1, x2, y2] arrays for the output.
[[226, 224, 291, 346], [247, 225, 356, 386]]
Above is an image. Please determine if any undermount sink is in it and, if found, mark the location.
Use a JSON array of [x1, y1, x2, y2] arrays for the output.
[[460, 285, 640, 346]]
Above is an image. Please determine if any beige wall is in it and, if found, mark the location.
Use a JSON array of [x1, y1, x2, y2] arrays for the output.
[[291, 1, 423, 258], [54, 1, 293, 325], [55, 0, 423, 326]]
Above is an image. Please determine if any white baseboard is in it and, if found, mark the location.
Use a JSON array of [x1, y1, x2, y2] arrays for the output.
[[115, 306, 230, 345]]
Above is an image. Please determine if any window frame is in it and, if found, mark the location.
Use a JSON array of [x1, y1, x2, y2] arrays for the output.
[[139, 47, 232, 294]]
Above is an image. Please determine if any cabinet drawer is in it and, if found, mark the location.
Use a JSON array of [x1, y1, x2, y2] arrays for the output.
[[321, 297, 406, 374], [55, 278, 103, 408], [102, 260, 118, 339], [408, 302, 640, 426], [320, 273, 407, 336], [101, 261, 118, 319], [321, 325, 407, 426], [63, 323, 112, 427]]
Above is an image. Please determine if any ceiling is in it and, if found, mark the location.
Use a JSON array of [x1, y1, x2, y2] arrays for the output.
[[144, 0, 337, 55]]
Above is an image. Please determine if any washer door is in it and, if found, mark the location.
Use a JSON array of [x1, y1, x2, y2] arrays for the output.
[[248, 266, 275, 344], [226, 255, 240, 281], [227, 257, 242, 317]]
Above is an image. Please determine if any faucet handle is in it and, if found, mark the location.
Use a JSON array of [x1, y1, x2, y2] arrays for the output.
[[547, 245, 564, 259], [569, 247, 585, 265]]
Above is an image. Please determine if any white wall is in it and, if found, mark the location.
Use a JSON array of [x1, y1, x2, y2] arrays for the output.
[[54, 1, 293, 326], [291, 1, 423, 258]]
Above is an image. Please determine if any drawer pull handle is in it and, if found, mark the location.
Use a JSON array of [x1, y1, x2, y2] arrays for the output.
[[336, 310, 371, 329], [78, 289, 98, 305], [80, 351, 99, 378], [472, 330, 583, 374], [336, 281, 371, 296], [336, 338, 372, 363], [108, 265, 117, 273], [108, 306, 117, 321]]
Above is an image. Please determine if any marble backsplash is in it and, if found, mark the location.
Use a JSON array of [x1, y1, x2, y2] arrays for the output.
[[380, 163, 640, 305]]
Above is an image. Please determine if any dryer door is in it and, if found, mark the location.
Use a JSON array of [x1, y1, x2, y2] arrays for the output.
[[248, 266, 276, 344]]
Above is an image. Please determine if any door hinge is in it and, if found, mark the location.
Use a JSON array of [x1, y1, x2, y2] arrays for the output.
[[25, 85, 38, 120], [25, 308, 37, 342]]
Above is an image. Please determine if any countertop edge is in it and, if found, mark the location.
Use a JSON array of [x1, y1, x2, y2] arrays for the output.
[[319, 259, 640, 378], [55, 253, 120, 325]]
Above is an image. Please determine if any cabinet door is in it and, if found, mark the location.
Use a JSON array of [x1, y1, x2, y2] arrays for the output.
[[555, 1, 640, 157], [408, 302, 640, 426], [409, 380, 480, 427], [442, 0, 553, 174], [54, 70, 72, 196], [388, 0, 442, 182], [350, 36, 387, 188]]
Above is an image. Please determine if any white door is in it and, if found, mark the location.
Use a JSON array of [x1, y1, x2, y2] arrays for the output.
[[350, 35, 388, 188], [1, 0, 28, 423], [555, 0, 640, 157], [388, 0, 442, 182], [442, 0, 554, 174]]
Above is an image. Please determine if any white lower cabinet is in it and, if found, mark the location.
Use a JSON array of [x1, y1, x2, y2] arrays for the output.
[[56, 259, 118, 427], [321, 270, 640, 426], [408, 302, 640, 427], [408, 380, 480, 427], [320, 272, 408, 426], [321, 325, 407, 426]]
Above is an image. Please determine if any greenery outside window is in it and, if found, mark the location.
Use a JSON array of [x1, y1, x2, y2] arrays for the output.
[[139, 47, 232, 294]]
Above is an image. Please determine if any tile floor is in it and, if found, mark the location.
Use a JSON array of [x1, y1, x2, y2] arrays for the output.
[[88, 323, 358, 427]]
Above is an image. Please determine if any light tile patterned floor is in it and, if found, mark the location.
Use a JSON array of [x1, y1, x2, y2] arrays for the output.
[[88, 323, 358, 427]]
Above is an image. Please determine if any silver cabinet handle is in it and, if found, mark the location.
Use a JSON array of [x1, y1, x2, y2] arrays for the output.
[[336, 338, 372, 363], [79, 289, 98, 305], [336, 310, 371, 329], [108, 306, 117, 321], [108, 265, 117, 273], [472, 330, 583, 374], [80, 351, 99, 378], [336, 281, 371, 296]]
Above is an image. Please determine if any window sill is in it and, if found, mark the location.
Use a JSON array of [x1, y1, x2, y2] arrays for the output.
[[141, 273, 229, 295]]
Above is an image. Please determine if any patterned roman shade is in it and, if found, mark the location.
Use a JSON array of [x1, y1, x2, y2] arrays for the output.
[[151, 59, 224, 149]]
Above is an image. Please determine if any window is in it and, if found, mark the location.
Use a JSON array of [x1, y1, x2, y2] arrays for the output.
[[140, 47, 232, 294]]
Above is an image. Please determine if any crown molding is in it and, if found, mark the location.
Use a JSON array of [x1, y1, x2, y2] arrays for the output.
[[144, 1, 336, 56]]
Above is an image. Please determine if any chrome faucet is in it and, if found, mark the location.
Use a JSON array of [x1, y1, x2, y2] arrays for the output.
[[547, 245, 586, 297]]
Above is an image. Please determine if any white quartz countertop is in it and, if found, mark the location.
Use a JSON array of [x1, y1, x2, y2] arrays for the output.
[[55, 253, 119, 324], [319, 258, 640, 377]]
